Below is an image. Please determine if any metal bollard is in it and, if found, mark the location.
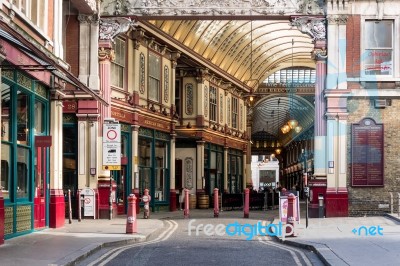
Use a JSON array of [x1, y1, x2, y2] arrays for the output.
[[244, 188, 250, 218], [126, 194, 137, 234], [143, 189, 151, 219], [68, 189, 72, 224], [184, 188, 189, 219], [398, 193, 400, 217], [214, 188, 219, 218], [77, 190, 82, 222]]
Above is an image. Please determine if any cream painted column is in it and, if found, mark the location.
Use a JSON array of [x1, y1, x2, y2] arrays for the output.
[[196, 141, 205, 192], [88, 114, 99, 187], [326, 16, 339, 91], [89, 16, 100, 91], [170, 134, 176, 190], [326, 113, 338, 190], [337, 113, 348, 192], [76, 115, 90, 188], [337, 16, 348, 90], [78, 15, 90, 85], [224, 146, 228, 193], [52, 0, 63, 58], [49, 90, 65, 190], [132, 125, 140, 193]]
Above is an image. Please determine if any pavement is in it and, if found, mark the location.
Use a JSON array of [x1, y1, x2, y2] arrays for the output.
[[0, 207, 399, 266]]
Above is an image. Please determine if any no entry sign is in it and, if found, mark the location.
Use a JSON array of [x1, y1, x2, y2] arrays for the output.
[[103, 123, 121, 143]]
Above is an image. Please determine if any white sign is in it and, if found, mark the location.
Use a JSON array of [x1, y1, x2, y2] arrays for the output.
[[103, 143, 121, 165], [103, 123, 121, 143], [81, 187, 95, 217]]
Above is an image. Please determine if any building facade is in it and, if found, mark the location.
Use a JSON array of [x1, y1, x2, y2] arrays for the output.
[[1, 0, 400, 244]]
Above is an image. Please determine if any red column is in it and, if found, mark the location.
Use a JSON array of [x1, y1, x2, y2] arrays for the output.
[[49, 189, 65, 228], [244, 188, 250, 218], [184, 189, 189, 219]]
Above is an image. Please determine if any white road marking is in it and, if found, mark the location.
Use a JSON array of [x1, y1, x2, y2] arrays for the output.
[[87, 220, 178, 266]]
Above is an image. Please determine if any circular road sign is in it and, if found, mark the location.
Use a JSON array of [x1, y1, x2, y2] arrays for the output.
[[107, 129, 118, 141], [142, 195, 150, 203]]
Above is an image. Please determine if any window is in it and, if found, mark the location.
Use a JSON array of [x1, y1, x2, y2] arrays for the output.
[[209, 86, 217, 122], [232, 97, 238, 129], [13, 0, 46, 31], [148, 52, 161, 102], [364, 20, 393, 76], [111, 38, 126, 88]]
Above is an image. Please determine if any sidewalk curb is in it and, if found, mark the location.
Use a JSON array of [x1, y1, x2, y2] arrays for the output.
[[56, 219, 167, 266], [384, 213, 400, 223]]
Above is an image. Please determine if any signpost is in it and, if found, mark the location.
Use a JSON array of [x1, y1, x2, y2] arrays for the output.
[[102, 121, 121, 170]]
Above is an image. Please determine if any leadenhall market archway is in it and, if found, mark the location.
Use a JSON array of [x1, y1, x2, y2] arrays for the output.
[[96, 0, 351, 217]]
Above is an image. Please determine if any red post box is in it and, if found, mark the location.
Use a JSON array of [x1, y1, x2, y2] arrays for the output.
[[98, 179, 117, 219]]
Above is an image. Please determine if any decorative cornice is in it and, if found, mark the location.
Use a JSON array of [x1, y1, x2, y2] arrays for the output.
[[290, 17, 326, 42], [101, 0, 326, 16], [326, 15, 348, 25], [99, 17, 136, 41]]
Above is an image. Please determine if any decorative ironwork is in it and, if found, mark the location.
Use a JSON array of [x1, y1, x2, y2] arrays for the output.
[[16, 205, 32, 233], [139, 127, 153, 137], [290, 17, 326, 41], [99, 17, 135, 41], [164, 65, 169, 103], [121, 123, 131, 132], [35, 83, 47, 98], [155, 130, 170, 140], [17, 72, 32, 90], [140, 53, 145, 94], [4, 206, 13, 235], [1, 70, 13, 80], [185, 83, 193, 115], [63, 114, 76, 124], [184, 157, 193, 189]]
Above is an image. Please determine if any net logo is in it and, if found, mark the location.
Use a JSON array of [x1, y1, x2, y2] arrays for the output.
[[352, 225, 383, 236]]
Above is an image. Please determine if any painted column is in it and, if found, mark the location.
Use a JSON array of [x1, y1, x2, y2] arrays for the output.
[[242, 152, 247, 190], [196, 141, 205, 193], [170, 134, 176, 211], [49, 89, 65, 228], [196, 69, 207, 127], [131, 125, 140, 194], [76, 115, 89, 189], [89, 16, 100, 91], [78, 15, 90, 85], [337, 113, 348, 193], [0, 51, 6, 245], [326, 113, 338, 190], [313, 47, 327, 178], [52, 0, 63, 58]]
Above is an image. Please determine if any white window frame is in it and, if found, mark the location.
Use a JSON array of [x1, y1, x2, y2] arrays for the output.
[[148, 52, 161, 102], [10, 0, 48, 34], [111, 37, 126, 89], [209, 86, 217, 122], [361, 17, 399, 80]]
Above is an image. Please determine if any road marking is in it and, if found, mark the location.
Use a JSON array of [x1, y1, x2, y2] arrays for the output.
[[87, 220, 178, 266]]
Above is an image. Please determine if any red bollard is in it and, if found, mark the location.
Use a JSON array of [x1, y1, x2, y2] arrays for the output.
[[214, 188, 219, 218], [184, 188, 189, 219], [126, 194, 137, 234], [244, 188, 250, 218], [286, 193, 297, 237], [143, 189, 151, 219]]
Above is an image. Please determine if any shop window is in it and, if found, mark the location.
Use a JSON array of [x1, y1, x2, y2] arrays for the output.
[[155, 140, 167, 201], [209, 86, 217, 122], [1, 144, 11, 200], [63, 126, 77, 196], [363, 20, 393, 76], [111, 38, 126, 88], [34, 101, 45, 135], [1, 83, 11, 142], [17, 147, 29, 199], [17, 91, 30, 146], [148, 52, 161, 102]]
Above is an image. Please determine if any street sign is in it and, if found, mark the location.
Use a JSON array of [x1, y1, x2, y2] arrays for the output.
[[103, 123, 121, 143], [103, 122, 121, 170]]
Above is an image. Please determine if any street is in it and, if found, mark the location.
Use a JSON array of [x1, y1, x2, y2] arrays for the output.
[[78, 218, 324, 266]]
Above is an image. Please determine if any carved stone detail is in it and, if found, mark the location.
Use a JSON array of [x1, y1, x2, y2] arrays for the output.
[[312, 48, 328, 60], [98, 47, 115, 61], [327, 15, 348, 25], [290, 17, 326, 41], [101, 0, 325, 16], [99, 17, 136, 41]]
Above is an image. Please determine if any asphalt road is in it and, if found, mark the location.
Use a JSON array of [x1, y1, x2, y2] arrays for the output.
[[78, 218, 324, 266]]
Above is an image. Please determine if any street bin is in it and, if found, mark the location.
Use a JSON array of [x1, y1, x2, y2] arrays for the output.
[[318, 194, 324, 218]]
